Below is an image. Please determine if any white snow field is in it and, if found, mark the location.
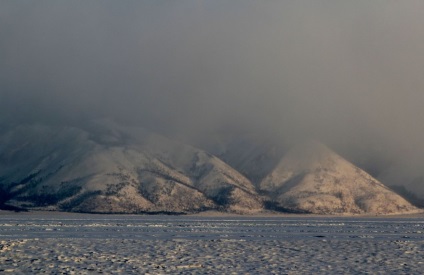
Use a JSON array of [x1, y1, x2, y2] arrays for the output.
[[1, 212, 423, 274]]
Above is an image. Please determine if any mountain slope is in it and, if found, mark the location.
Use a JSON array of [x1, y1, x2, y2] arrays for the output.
[[0, 122, 263, 213], [260, 141, 418, 214], [1, 123, 419, 215]]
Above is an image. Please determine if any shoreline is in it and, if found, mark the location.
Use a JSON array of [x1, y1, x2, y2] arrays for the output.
[[1, 209, 424, 219]]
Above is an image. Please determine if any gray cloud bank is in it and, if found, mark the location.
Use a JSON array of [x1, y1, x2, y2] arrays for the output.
[[2, 1, 424, 194]]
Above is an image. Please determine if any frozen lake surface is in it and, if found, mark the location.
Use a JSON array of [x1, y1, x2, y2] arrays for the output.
[[1, 212, 423, 273], [1, 213, 424, 241]]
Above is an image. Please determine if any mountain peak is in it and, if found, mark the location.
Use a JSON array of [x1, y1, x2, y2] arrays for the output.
[[260, 141, 418, 215]]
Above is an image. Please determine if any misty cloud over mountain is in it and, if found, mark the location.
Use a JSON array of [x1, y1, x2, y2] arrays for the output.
[[1, 1, 424, 195]]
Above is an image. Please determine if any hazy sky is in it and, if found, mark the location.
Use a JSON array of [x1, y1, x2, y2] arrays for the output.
[[2, 1, 424, 191]]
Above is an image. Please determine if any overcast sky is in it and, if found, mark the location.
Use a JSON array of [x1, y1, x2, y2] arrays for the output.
[[2, 1, 424, 192]]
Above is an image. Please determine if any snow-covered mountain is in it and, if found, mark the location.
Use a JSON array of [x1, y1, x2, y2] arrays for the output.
[[0, 122, 420, 215], [260, 141, 418, 214], [0, 122, 263, 213]]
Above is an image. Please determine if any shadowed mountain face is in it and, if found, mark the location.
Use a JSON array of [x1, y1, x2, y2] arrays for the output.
[[0, 123, 419, 215], [260, 141, 418, 214], [0, 122, 263, 214]]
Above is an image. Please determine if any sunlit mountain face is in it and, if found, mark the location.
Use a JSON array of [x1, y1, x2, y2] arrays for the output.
[[0, 122, 419, 215], [0, 122, 264, 213]]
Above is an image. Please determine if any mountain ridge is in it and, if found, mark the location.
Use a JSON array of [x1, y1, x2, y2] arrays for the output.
[[0, 124, 420, 215], [0, 123, 263, 214]]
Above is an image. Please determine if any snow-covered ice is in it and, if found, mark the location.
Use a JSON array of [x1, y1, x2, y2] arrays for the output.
[[1, 212, 423, 273]]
